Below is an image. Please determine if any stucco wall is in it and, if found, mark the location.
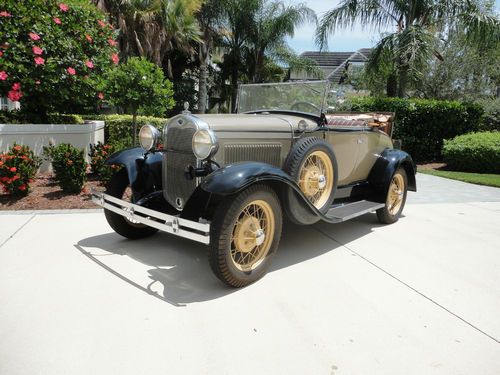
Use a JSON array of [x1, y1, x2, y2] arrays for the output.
[[0, 121, 105, 172]]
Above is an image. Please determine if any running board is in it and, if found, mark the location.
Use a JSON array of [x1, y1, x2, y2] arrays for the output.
[[324, 200, 385, 223]]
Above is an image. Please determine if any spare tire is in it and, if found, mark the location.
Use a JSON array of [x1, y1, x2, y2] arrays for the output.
[[283, 137, 338, 225]]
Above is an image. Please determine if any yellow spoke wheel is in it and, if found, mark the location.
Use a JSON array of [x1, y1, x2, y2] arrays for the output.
[[376, 168, 408, 224], [298, 150, 334, 210]]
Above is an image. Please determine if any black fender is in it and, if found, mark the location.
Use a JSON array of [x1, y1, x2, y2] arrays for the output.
[[105, 147, 163, 201], [368, 148, 417, 200], [185, 162, 322, 222]]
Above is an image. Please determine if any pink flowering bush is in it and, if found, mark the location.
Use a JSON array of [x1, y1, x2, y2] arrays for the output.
[[0, 0, 118, 121]]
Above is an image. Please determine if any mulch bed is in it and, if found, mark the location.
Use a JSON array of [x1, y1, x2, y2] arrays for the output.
[[0, 172, 103, 211]]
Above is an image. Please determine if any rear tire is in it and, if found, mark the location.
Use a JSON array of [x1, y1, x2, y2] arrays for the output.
[[104, 169, 159, 239], [376, 168, 408, 224], [209, 185, 282, 287]]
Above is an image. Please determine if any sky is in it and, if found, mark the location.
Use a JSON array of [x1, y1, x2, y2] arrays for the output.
[[287, 0, 500, 54]]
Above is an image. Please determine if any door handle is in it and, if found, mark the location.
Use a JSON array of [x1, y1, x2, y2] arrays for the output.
[[357, 139, 363, 144]]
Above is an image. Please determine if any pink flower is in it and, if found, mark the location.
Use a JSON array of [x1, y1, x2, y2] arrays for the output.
[[97, 20, 106, 28], [85, 60, 94, 69], [59, 3, 69, 12], [0, 51, 3, 57], [97, 92, 104, 100], [67, 67, 76, 75], [32, 46, 43, 55], [7, 90, 22, 102], [85, 34, 93, 43], [29, 32, 40, 41], [35, 80, 41, 85], [111, 53, 119, 65], [34, 57, 45, 65], [12, 82, 21, 90], [107, 38, 117, 46], [0, 71, 7, 80], [0, 11, 11, 17], [53, 17, 61, 24]]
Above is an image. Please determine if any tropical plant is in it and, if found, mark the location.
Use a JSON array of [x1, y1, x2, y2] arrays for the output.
[[316, 0, 500, 97], [43, 143, 87, 193], [0, 144, 41, 196], [0, 0, 118, 120], [104, 57, 174, 145]]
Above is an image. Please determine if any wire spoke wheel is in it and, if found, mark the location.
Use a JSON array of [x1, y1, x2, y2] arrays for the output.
[[387, 174, 405, 215], [298, 150, 334, 209], [230, 200, 275, 272]]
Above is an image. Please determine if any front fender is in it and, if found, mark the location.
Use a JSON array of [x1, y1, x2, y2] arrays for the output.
[[105, 147, 163, 201], [368, 148, 417, 197]]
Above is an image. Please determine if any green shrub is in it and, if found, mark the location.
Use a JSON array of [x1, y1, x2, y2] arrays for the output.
[[476, 99, 500, 132], [443, 131, 500, 174], [347, 97, 483, 161], [84, 114, 167, 150], [0, 111, 84, 124], [88, 141, 121, 184], [43, 143, 87, 193], [0, 143, 41, 196]]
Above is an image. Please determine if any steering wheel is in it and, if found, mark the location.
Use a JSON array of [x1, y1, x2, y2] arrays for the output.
[[290, 101, 320, 113]]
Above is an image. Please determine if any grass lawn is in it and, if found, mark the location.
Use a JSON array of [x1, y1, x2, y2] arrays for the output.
[[418, 168, 500, 188]]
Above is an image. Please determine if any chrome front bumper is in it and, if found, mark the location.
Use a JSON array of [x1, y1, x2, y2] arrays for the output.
[[91, 191, 210, 244]]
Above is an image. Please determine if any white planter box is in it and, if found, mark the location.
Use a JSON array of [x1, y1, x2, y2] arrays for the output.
[[0, 121, 105, 172]]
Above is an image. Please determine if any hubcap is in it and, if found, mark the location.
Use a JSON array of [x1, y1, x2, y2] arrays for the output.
[[299, 150, 334, 209], [387, 174, 405, 215], [230, 200, 275, 271]]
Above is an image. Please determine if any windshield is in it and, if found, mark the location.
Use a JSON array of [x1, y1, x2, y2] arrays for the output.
[[237, 81, 329, 117]]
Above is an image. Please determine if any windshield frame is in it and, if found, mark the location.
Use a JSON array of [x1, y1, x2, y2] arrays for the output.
[[237, 80, 330, 118]]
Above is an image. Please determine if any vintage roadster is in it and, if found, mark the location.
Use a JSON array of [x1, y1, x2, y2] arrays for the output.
[[92, 81, 416, 287]]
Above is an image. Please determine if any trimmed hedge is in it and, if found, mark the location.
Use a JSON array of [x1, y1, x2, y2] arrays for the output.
[[443, 132, 500, 174], [348, 97, 483, 161], [0, 111, 84, 124], [83, 114, 167, 150]]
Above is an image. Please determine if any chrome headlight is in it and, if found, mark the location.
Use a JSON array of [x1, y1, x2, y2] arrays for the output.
[[139, 124, 160, 151], [192, 129, 218, 160]]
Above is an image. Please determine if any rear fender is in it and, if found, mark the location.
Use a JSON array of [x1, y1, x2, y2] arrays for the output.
[[368, 148, 417, 201], [105, 147, 163, 201]]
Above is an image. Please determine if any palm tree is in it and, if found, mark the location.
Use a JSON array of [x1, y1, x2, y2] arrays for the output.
[[316, 0, 500, 97]]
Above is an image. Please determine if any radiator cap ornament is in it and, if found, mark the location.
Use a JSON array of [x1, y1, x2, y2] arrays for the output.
[[182, 101, 191, 114]]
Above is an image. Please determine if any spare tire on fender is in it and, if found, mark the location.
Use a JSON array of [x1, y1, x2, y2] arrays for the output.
[[282, 137, 338, 225]]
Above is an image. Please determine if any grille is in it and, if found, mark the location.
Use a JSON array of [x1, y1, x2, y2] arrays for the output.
[[224, 144, 282, 167], [163, 125, 197, 210]]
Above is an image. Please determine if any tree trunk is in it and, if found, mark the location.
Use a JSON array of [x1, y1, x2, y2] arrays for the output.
[[230, 59, 239, 113], [132, 112, 137, 146], [198, 44, 209, 113], [386, 72, 398, 97], [397, 65, 409, 98]]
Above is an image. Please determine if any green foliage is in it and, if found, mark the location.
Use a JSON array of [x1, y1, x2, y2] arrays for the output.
[[104, 57, 175, 117], [0, 111, 84, 124], [443, 131, 500, 174], [88, 141, 120, 184], [0, 143, 41, 196], [348, 97, 484, 161], [476, 99, 500, 131], [43, 143, 87, 193], [0, 0, 118, 119], [85, 114, 167, 150]]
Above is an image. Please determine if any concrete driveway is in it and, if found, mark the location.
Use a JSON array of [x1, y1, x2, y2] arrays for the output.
[[1, 173, 499, 375]]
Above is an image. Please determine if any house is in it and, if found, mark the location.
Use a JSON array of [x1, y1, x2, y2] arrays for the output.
[[290, 48, 372, 83], [0, 97, 20, 111]]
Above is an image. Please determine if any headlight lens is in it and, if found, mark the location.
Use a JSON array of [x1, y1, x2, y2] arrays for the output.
[[139, 124, 160, 151], [192, 129, 218, 160]]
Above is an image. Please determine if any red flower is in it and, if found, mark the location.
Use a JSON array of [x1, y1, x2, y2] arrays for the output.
[[67, 67, 76, 75], [85, 34, 93, 43], [7, 90, 22, 102], [18, 184, 26, 191], [34, 57, 45, 65], [97, 19, 106, 28], [85, 60, 94, 69], [9, 167, 16, 173], [12, 175, 20, 181], [107, 39, 117, 46], [59, 3, 69, 12], [0, 51, 3, 57], [32, 46, 43, 55], [12, 82, 21, 91], [97, 92, 104, 100], [0, 71, 7, 80], [111, 53, 119, 65], [53, 17, 61, 24], [0, 11, 11, 17], [29, 32, 40, 41], [13, 145, 22, 152], [67, 160, 73, 166]]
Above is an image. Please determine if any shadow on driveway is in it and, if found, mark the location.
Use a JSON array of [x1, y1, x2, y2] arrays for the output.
[[76, 214, 385, 306]]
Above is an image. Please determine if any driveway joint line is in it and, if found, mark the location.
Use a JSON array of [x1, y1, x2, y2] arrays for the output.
[[313, 226, 500, 344], [0, 214, 36, 249]]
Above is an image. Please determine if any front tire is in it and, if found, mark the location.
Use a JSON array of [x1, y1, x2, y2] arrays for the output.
[[209, 185, 283, 287], [376, 168, 408, 224], [104, 169, 159, 239]]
